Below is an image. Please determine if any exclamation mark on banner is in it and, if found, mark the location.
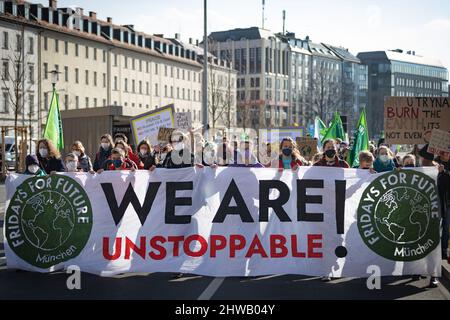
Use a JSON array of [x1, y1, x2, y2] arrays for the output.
[[334, 180, 347, 258]]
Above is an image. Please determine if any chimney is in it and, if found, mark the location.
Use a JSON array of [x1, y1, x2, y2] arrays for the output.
[[107, 17, 113, 23], [77, 7, 83, 16], [49, 0, 57, 10], [189, 38, 192, 44], [89, 11, 97, 20], [196, 39, 199, 46], [175, 33, 180, 40]]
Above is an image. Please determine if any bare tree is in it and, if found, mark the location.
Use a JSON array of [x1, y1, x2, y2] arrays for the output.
[[238, 90, 253, 131], [310, 59, 342, 124], [0, 25, 33, 171]]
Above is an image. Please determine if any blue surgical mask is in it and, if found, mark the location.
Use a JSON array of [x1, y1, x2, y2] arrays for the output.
[[282, 148, 292, 157], [113, 159, 122, 168]]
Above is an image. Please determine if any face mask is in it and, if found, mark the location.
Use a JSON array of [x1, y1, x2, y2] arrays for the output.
[[404, 164, 415, 168], [101, 143, 109, 150], [113, 159, 122, 168], [139, 149, 148, 156], [325, 149, 336, 159], [282, 148, 292, 157], [379, 155, 389, 163], [73, 151, 81, 157], [173, 143, 185, 151], [66, 161, 78, 172], [39, 148, 48, 158], [28, 165, 39, 174]]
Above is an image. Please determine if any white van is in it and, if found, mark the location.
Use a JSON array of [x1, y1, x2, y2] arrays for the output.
[[0, 136, 36, 170]]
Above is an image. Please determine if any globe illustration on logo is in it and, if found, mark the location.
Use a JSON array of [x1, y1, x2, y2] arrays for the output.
[[374, 187, 430, 245], [21, 191, 75, 251]]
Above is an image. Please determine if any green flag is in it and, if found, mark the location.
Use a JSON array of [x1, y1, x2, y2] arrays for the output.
[[348, 108, 370, 168], [322, 111, 345, 143], [43, 88, 64, 150]]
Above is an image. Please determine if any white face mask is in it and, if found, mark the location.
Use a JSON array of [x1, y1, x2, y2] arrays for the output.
[[73, 151, 81, 157], [28, 165, 39, 174], [101, 143, 109, 150], [66, 161, 78, 172], [139, 149, 148, 156], [39, 148, 48, 158], [379, 155, 389, 163]]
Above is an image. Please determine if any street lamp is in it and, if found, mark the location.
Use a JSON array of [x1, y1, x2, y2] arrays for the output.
[[49, 69, 60, 90]]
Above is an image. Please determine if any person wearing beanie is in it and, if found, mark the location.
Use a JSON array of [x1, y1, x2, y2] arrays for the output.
[[418, 144, 437, 167], [23, 154, 46, 176]]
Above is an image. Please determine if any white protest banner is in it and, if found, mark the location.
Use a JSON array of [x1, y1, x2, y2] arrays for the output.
[[3, 167, 441, 278], [130, 104, 175, 146], [428, 129, 450, 155], [175, 112, 192, 131]]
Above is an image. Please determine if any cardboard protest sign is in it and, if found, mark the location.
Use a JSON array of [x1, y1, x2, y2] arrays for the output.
[[157, 128, 177, 144], [130, 104, 175, 146], [384, 97, 450, 144], [296, 137, 318, 160], [175, 112, 192, 131], [428, 129, 450, 155]]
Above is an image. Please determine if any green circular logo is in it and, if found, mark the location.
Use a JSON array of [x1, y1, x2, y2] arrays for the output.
[[357, 170, 440, 261], [6, 175, 92, 268]]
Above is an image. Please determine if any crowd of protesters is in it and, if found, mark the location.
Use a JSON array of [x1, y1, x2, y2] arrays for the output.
[[20, 129, 449, 286]]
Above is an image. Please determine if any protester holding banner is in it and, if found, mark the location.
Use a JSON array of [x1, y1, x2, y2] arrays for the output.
[[36, 139, 65, 174], [114, 140, 141, 169], [114, 133, 141, 168], [402, 154, 417, 168], [137, 140, 157, 171], [100, 148, 137, 171], [71, 141, 93, 172], [277, 137, 306, 170], [313, 139, 349, 168], [23, 155, 46, 176], [358, 151, 376, 173], [93, 134, 114, 172], [373, 146, 396, 173], [160, 131, 196, 169], [64, 153, 81, 172]]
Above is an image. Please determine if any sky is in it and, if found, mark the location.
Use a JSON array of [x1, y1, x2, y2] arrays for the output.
[[52, 0, 450, 69]]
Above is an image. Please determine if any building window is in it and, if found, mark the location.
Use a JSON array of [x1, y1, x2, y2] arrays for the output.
[[85, 46, 89, 59], [155, 83, 159, 96], [182, 88, 185, 100], [93, 71, 97, 86], [132, 79, 135, 93], [146, 61, 149, 73], [132, 58, 135, 70], [94, 98, 97, 108], [114, 54, 118, 66], [171, 66, 174, 78], [75, 96, 79, 109], [177, 68, 180, 79], [28, 65, 34, 84], [124, 78, 128, 92], [124, 57, 128, 69], [139, 81, 142, 94], [85, 70, 89, 85], [170, 86, 173, 98], [164, 85, 168, 97], [64, 41, 68, 55], [28, 37, 34, 54], [154, 63, 158, 75], [85, 97, 89, 108], [1, 61, 8, 80], [43, 36, 47, 51], [75, 43, 79, 57], [64, 94, 69, 110], [2, 91, 9, 113], [3, 31, 9, 49], [182, 69, 185, 80], [44, 92, 49, 110], [114, 76, 118, 90], [103, 99, 106, 106], [94, 48, 97, 61], [54, 39, 59, 53], [43, 63, 48, 79], [146, 82, 149, 95], [165, 65, 168, 77], [139, 60, 142, 72], [103, 73, 106, 88], [103, 50, 107, 63], [177, 87, 180, 99], [75, 68, 79, 83]]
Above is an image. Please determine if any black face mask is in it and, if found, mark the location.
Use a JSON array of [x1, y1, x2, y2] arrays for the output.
[[404, 164, 415, 168], [282, 148, 292, 157], [361, 167, 370, 170], [325, 149, 336, 159]]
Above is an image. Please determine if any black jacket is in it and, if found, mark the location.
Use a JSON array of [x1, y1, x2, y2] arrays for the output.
[[38, 156, 65, 174], [143, 153, 158, 170], [93, 147, 112, 171], [437, 158, 450, 215], [159, 149, 195, 169]]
